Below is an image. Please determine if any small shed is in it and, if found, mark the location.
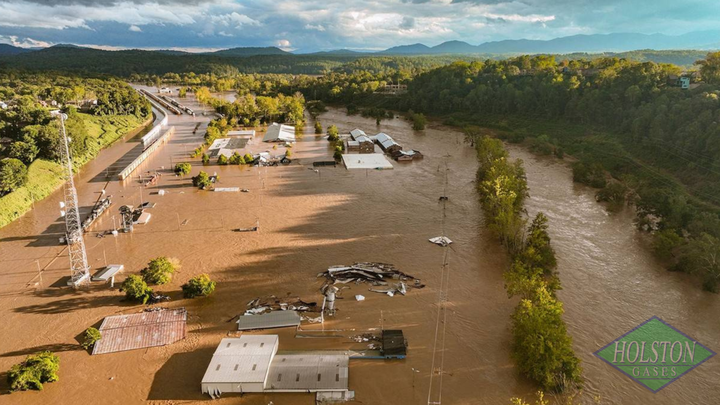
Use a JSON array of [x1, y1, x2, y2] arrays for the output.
[[354, 135, 375, 154], [346, 140, 360, 152], [381, 330, 407, 359], [92, 264, 124, 283], [92, 308, 187, 355], [237, 311, 302, 331], [263, 123, 296, 143]]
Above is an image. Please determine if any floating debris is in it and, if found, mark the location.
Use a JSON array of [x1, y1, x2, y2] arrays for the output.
[[245, 295, 319, 316], [318, 262, 424, 296], [429, 236, 453, 247]]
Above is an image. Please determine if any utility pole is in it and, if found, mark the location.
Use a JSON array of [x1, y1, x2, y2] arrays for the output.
[[54, 112, 90, 288]]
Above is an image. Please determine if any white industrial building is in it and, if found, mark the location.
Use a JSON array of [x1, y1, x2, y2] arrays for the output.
[[263, 123, 295, 143], [341, 153, 394, 170], [201, 335, 351, 400]]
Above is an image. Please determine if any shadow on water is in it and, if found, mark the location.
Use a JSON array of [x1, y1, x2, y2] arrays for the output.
[[147, 346, 215, 401]]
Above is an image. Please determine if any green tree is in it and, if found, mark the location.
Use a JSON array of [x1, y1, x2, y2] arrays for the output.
[[217, 154, 228, 165], [81, 327, 102, 350], [192, 170, 212, 189], [174, 162, 191, 175], [140, 256, 179, 285], [7, 352, 60, 392], [333, 145, 343, 161], [244, 153, 255, 164], [8, 140, 39, 164], [182, 274, 216, 298], [696, 51, 720, 84], [201, 153, 210, 165], [314, 120, 323, 134], [512, 285, 582, 392], [0, 158, 28, 195], [411, 112, 427, 130], [120, 275, 153, 304], [327, 125, 339, 141]]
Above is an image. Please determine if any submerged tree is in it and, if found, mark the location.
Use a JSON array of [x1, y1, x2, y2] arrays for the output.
[[182, 274, 216, 298], [140, 256, 179, 285], [7, 352, 60, 392]]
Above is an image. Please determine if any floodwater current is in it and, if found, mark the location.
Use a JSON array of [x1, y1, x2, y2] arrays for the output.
[[0, 99, 717, 404]]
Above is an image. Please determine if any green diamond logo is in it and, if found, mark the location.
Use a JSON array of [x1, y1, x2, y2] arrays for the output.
[[595, 316, 715, 392]]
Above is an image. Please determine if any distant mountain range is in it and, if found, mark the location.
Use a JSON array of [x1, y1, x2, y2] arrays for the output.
[[1, 31, 718, 58], [379, 31, 720, 55]]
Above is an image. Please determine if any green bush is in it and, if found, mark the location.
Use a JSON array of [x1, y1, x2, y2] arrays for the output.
[[182, 274, 216, 298], [120, 275, 153, 304], [81, 327, 102, 350], [174, 162, 191, 176], [229, 152, 245, 165], [201, 153, 209, 165], [244, 153, 254, 164], [0, 158, 29, 195], [327, 125, 339, 141], [140, 256, 179, 285], [333, 146, 343, 161], [7, 351, 60, 392], [411, 112, 427, 130], [217, 154, 228, 165], [192, 171, 212, 189], [314, 120, 323, 134]]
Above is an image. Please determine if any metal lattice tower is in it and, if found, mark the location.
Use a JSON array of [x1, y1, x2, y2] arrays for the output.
[[57, 113, 90, 287]]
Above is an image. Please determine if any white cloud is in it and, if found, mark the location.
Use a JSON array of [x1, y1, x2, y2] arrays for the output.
[[129, 25, 142, 32], [0, 34, 52, 48], [305, 24, 325, 31]]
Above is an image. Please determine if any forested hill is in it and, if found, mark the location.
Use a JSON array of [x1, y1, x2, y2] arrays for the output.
[[0, 45, 710, 76]]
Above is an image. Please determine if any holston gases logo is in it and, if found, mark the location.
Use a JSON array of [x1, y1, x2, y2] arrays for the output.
[[594, 316, 715, 393]]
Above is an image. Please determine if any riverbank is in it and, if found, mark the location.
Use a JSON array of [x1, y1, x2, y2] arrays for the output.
[[0, 113, 152, 229]]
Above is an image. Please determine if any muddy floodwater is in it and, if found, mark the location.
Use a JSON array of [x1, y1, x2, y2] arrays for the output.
[[509, 146, 720, 405], [0, 98, 718, 404]]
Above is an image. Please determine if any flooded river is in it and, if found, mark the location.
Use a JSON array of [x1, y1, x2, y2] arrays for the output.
[[509, 146, 720, 404], [0, 102, 717, 404]]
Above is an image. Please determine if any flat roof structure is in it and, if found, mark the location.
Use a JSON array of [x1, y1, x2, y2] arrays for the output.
[[227, 130, 256, 137], [208, 137, 251, 158], [202, 336, 279, 396], [92, 264, 124, 282], [92, 308, 187, 355], [263, 123, 295, 143], [342, 153, 394, 170], [201, 335, 351, 399], [237, 311, 302, 331], [265, 352, 349, 392]]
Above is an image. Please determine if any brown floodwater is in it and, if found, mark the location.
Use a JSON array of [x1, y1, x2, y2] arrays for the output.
[[0, 97, 717, 405], [508, 145, 720, 405]]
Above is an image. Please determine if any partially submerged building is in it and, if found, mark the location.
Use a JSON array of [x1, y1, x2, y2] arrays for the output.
[[341, 153, 394, 170], [354, 135, 375, 154], [236, 310, 302, 331], [208, 137, 252, 159], [263, 123, 295, 143], [92, 308, 187, 355], [201, 335, 352, 400], [349, 129, 366, 140], [374, 133, 402, 155], [394, 150, 423, 161]]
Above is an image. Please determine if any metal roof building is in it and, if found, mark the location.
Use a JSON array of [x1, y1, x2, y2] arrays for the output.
[[263, 123, 296, 143], [208, 137, 251, 158], [236, 311, 302, 331], [374, 132, 402, 154], [349, 129, 366, 140], [92, 308, 187, 355], [201, 335, 351, 399], [202, 336, 279, 396]]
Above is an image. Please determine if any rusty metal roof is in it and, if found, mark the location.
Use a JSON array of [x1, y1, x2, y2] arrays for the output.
[[92, 308, 187, 355]]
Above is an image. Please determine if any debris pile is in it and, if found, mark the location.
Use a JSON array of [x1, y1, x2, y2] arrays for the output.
[[318, 262, 424, 297], [429, 236, 453, 247], [244, 295, 319, 316]]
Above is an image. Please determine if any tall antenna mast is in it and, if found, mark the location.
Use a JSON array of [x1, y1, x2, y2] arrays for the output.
[[54, 112, 90, 287]]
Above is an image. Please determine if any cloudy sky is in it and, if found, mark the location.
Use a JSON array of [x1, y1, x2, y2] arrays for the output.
[[0, 0, 718, 52]]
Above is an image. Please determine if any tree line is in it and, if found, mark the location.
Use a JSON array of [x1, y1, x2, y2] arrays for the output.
[[475, 135, 582, 393]]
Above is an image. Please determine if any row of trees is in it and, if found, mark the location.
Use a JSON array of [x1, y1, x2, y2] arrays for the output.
[[0, 73, 150, 195], [475, 136, 582, 392]]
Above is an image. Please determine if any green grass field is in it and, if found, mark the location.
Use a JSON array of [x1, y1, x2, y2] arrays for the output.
[[0, 113, 151, 228]]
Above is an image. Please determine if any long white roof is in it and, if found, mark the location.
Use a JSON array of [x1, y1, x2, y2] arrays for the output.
[[263, 123, 295, 142], [201, 336, 279, 384]]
